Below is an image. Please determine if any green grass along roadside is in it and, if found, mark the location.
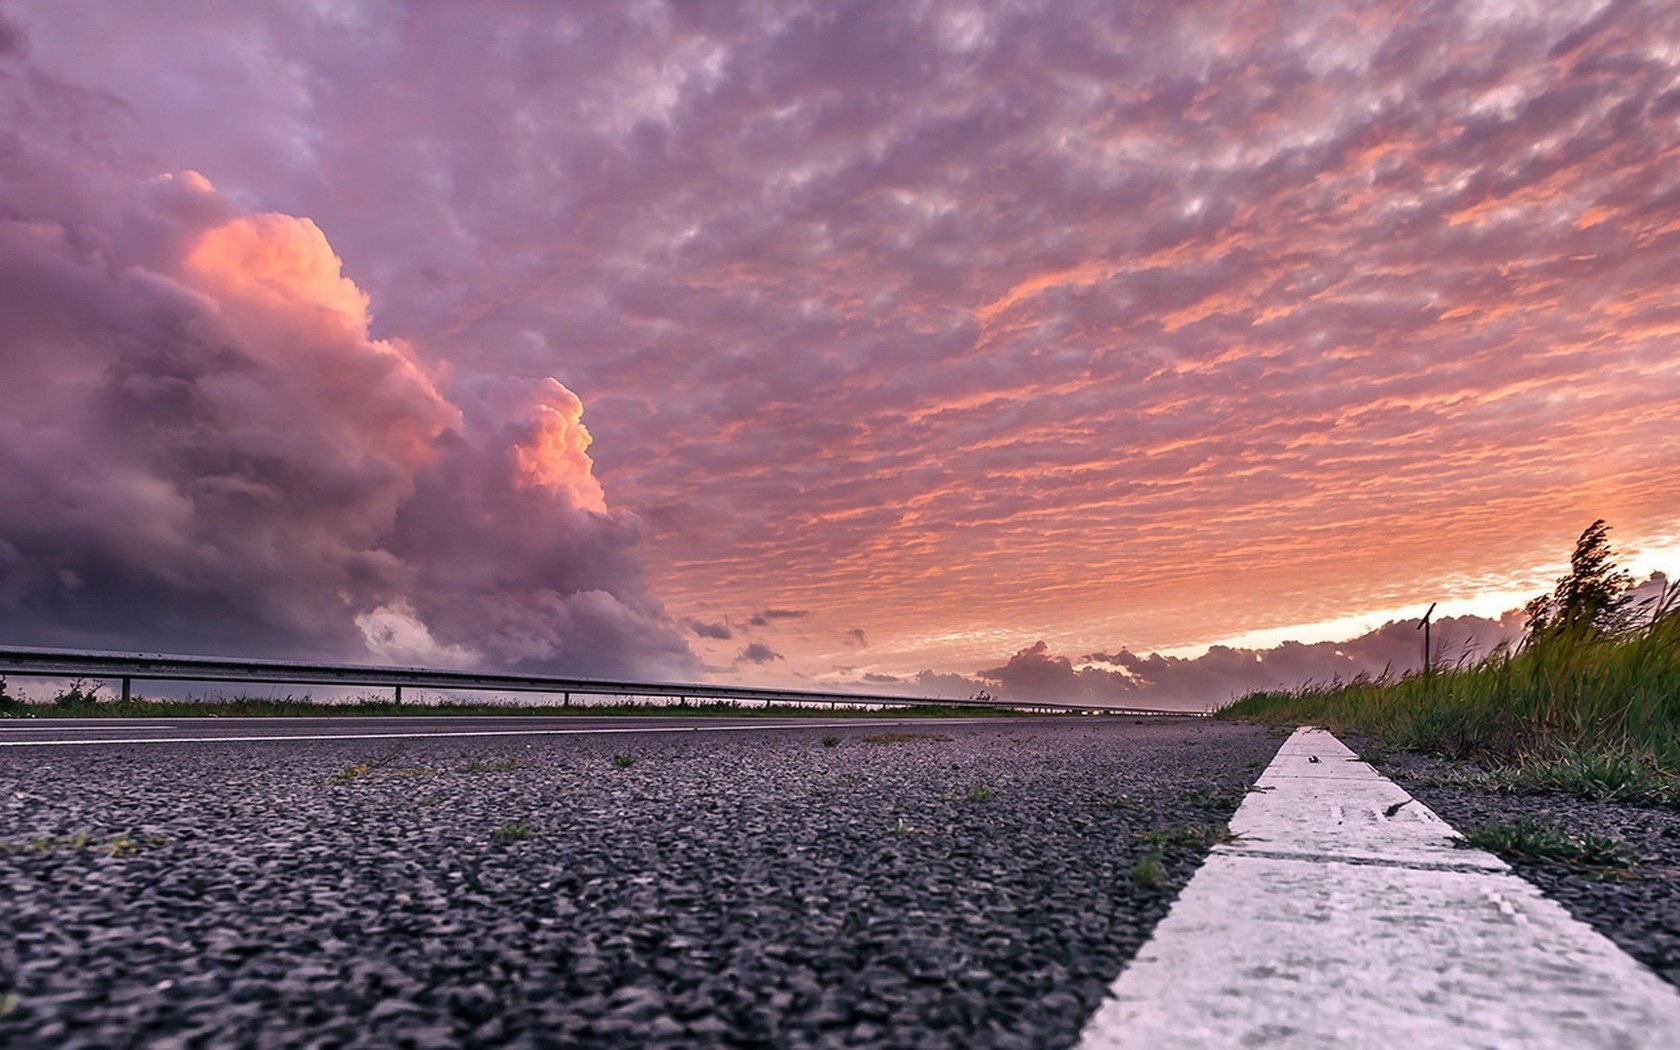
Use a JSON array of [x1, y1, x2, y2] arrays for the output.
[[0, 685, 1033, 722], [1219, 595, 1680, 805]]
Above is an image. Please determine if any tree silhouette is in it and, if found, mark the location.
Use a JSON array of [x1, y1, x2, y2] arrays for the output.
[[1526, 519, 1633, 636]]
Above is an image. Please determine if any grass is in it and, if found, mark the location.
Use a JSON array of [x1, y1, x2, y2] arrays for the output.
[[490, 820, 534, 842], [888, 817, 932, 836], [821, 734, 840, 748], [320, 747, 406, 785], [860, 732, 952, 745], [1133, 823, 1236, 849], [1, 692, 1033, 720], [1220, 593, 1680, 802], [611, 753, 637, 769], [1129, 850, 1168, 888], [1094, 794, 1140, 810], [940, 782, 995, 802], [0, 832, 167, 856], [1184, 784, 1246, 808], [1460, 817, 1639, 876], [459, 757, 530, 774]]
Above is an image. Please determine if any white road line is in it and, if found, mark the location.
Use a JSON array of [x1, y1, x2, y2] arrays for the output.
[[0, 724, 179, 732], [0, 718, 996, 747], [1079, 726, 1680, 1049]]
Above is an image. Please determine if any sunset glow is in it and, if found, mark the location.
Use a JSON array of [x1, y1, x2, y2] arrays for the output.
[[3, 1, 1679, 707]]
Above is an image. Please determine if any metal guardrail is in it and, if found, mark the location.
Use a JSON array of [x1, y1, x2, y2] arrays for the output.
[[0, 645, 1195, 716]]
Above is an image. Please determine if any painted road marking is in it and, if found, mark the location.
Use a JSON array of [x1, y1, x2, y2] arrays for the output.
[[1079, 726, 1680, 1049], [0, 718, 996, 747], [0, 725, 180, 731]]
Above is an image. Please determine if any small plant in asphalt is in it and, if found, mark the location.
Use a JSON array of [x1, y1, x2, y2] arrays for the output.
[[966, 782, 995, 802], [1245, 757, 1266, 770], [1094, 794, 1139, 810], [321, 746, 407, 785], [1130, 850, 1168, 888], [1133, 823, 1236, 850], [821, 734, 840, 748], [393, 766, 438, 778], [888, 817, 931, 836], [834, 773, 859, 787], [0, 832, 166, 856], [861, 732, 952, 745], [612, 753, 637, 768], [1460, 817, 1639, 876], [491, 820, 533, 842], [460, 757, 529, 774], [1184, 785, 1243, 808]]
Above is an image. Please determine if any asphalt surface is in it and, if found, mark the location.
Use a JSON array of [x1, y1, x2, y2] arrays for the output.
[[0, 715, 1008, 745], [0, 716, 1280, 1048]]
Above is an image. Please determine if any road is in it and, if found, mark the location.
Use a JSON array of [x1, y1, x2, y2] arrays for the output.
[[0, 715, 1268, 1048], [0, 714, 1010, 747]]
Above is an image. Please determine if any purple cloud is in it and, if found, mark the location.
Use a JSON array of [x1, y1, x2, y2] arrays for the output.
[[0, 33, 694, 677]]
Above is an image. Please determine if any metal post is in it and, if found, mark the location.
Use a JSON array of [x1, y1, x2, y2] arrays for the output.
[[563, 691, 570, 707], [121, 677, 131, 703], [394, 684, 403, 705], [1416, 602, 1437, 674]]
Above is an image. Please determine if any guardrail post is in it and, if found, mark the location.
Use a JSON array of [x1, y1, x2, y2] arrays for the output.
[[563, 691, 570, 707], [394, 685, 403, 705], [121, 677, 130, 703]]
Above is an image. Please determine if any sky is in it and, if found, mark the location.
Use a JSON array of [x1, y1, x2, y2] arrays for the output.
[[2, 0, 1679, 709]]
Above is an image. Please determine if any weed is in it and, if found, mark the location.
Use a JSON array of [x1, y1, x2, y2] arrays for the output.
[[459, 757, 529, 774], [888, 817, 931, 836], [1244, 757, 1266, 770], [1184, 785, 1244, 808], [1130, 850, 1167, 888], [0, 992, 15, 1019], [861, 732, 952, 745], [0, 832, 165, 856], [1133, 823, 1235, 849], [834, 774, 859, 787], [321, 746, 406, 785], [393, 766, 438, 778], [937, 782, 995, 803], [491, 820, 533, 842], [53, 677, 105, 708], [1460, 817, 1638, 876], [1094, 795, 1140, 810], [612, 753, 637, 769], [821, 734, 840, 748]]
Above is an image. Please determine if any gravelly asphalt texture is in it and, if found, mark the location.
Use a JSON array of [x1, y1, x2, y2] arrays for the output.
[[0, 717, 1280, 1048], [1385, 754, 1680, 989]]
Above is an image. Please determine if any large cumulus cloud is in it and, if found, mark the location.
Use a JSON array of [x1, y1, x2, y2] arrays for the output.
[[0, 35, 695, 677]]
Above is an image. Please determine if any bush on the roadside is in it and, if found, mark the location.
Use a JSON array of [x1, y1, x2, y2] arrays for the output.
[[52, 677, 106, 709], [0, 676, 22, 713]]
